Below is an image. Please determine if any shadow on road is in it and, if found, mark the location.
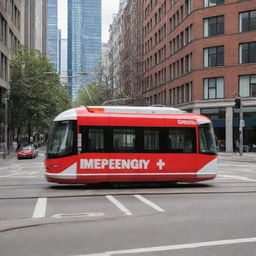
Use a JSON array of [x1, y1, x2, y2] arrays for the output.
[[48, 182, 212, 191]]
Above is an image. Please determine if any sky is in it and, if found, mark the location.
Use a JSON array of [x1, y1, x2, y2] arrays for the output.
[[58, 0, 119, 42]]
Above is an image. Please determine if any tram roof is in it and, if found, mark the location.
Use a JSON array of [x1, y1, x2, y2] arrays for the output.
[[54, 106, 211, 125]]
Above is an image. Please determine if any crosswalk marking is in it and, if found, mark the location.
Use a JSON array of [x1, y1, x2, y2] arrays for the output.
[[32, 198, 47, 218], [106, 195, 132, 216], [134, 195, 165, 212]]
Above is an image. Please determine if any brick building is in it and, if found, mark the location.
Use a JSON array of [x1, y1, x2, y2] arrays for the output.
[[142, 0, 256, 152]]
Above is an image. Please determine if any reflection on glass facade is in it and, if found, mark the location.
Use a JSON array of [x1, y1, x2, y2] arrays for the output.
[[68, 0, 102, 100], [47, 0, 59, 72]]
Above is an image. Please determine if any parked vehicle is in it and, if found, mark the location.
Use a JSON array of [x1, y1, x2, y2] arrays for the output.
[[17, 146, 38, 159]]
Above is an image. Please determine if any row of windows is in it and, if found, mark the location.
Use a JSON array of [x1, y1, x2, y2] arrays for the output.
[[144, 81, 193, 106], [3, 0, 20, 30], [169, 0, 192, 33], [80, 126, 196, 154], [203, 11, 256, 38], [144, 73, 255, 105], [201, 75, 255, 100], [0, 52, 8, 80], [144, 42, 255, 95], [0, 13, 20, 50], [143, 24, 192, 73], [169, 53, 192, 80], [144, 0, 192, 42], [204, 42, 256, 67], [146, 0, 191, 34], [170, 25, 193, 55], [145, 0, 160, 19], [154, 23, 167, 45], [143, 67, 167, 91], [169, 82, 193, 105], [143, 52, 192, 91], [145, 4, 255, 49]]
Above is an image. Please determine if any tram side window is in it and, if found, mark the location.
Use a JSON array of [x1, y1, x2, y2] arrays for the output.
[[168, 128, 196, 153], [144, 129, 160, 152], [88, 128, 104, 152], [113, 128, 136, 153]]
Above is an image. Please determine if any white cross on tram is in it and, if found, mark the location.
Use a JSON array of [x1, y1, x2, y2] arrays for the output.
[[156, 159, 165, 171]]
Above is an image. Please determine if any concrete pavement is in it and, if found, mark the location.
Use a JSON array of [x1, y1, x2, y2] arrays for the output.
[[218, 152, 256, 163]]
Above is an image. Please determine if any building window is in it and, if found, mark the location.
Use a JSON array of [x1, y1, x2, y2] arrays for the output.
[[239, 75, 256, 97], [239, 42, 256, 64], [240, 10, 256, 32], [204, 0, 224, 8], [204, 46, 224, 67], [204, 77, 224, 99], [204, 16, 224, 37]]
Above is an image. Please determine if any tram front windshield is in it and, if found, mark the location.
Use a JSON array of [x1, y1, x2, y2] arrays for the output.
[[199, 123, 217, 155], [47, 121, 75, 159]]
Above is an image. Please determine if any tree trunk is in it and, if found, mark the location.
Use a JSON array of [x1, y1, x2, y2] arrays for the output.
[[27, 123, 31, 144]]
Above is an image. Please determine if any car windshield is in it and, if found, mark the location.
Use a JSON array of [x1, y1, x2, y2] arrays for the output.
[[22, 147, 32, 151]]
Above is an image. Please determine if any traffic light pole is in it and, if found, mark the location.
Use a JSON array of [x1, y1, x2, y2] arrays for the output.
[[239, 99, 243, 156]]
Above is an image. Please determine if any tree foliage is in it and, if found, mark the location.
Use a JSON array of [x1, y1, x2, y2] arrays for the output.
[[74, 82, 110, 106], [8, 46, 71, 142]]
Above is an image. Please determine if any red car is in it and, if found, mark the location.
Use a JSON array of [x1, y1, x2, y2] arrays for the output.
[[17, 146, 38, 159]]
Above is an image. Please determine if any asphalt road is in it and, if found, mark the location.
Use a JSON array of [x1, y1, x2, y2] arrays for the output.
[[0, 151, 256, 256]]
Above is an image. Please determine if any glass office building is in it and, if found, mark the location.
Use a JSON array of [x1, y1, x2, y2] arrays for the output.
[[47, 0, 59, 73], [68, 0, 102, 100]]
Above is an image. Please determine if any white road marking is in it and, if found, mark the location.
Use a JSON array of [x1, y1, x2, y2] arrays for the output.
[[106, 195, 132, 216], [32, 198, 47, 218], [77, 237, 256, 256], [134, 195, 165, 212], [51, 212, 104, 219], [219, 174, 256, 182]]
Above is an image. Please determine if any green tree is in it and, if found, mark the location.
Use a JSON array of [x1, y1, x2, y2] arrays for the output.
[[9, 46, 71, 144], [74, 82, 109, 106]]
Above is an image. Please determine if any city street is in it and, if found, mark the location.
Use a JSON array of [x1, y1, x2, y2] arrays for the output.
[[0, 151, 256, 256]]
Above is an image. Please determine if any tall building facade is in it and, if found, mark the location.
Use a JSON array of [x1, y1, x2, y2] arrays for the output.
[[20, 0, 48, 54], [109, 3, 126, 96], [68, 0, 102, 100], [0, 0, 21, 153], [47, 0, 60, 72], [142, 0, 256, 152], [61, 38, 68, 83]]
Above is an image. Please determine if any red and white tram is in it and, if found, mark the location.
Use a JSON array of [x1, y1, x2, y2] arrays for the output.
[[45, 106, 217, 184]]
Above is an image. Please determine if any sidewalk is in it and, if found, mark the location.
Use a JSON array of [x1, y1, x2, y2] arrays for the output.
[[218, 152, 256, 163], [0, 150, 16, 161]]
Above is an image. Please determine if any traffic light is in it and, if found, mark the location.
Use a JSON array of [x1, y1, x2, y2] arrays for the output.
[[235, 97, 241, 108]]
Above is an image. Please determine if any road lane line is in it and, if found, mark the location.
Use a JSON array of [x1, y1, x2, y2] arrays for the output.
[[219, 174, 256, 182], [134, 195, 165, 212], [106, 195, 132, 216], [77, 237, 256, 256], [32, 198, 47, 218]]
